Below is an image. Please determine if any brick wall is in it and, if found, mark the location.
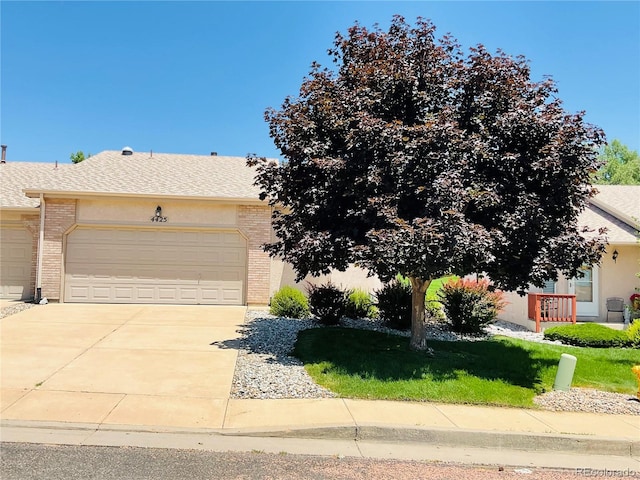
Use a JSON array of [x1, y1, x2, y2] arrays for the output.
[[21, 214, 40, 300], [238, 205, 272, 305], [41, 199, 76, 300]]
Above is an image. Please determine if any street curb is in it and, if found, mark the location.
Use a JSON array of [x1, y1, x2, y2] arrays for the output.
[[221, 425, 640, 458], [2, 420, 638, 458]]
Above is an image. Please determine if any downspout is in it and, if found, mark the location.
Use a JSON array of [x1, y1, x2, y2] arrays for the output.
[[35, 193, 45, 303]]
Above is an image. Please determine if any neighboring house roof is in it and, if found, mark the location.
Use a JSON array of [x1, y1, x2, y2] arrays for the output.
[[590, 185, 639, 230], [578, 185, 639, 245], [578, 205, 637, 245], [0, 162, 67, 211], [22, 150, 265, 202]]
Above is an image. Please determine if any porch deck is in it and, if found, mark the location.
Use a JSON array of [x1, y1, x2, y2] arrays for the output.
[[527, 293, 576, 333]]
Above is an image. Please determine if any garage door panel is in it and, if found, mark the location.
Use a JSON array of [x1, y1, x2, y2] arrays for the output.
[[199, 289, 219, 302], [93, 287, 114, 300], [177, 288, 198, 301], [135, 287, 155, 301], [221, 287, 243, 302], [4, 284, 28, 297], [66, 286, 90, 301], [3, 245, 30, 259], [5, 264, 30, 278], [65, 227, 246, 305], [1, 227, 33, 300]]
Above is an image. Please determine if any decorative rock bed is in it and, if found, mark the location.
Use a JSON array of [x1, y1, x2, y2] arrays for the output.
[[0, 302, 36, 319], [231, 310, 640, 415]]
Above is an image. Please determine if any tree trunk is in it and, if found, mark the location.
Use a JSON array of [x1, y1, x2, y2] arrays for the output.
[[408, 277, 431, 351]]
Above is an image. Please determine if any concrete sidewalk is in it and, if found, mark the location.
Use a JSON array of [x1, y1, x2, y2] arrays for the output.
[[2, 398, 639, 471], [2, 397, 639, 467], [1, 303, 639, 470]]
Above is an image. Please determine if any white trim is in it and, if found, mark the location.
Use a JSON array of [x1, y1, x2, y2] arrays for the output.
[[35, 194, 45, 299], [568, 265, 600, 317], [23, 189, 266, 205]]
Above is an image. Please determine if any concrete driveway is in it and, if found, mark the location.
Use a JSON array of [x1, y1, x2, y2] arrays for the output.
[[0, 304, 246, 429]]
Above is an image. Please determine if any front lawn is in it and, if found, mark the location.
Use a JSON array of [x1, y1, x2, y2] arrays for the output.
[[293, 328, 640, 408]]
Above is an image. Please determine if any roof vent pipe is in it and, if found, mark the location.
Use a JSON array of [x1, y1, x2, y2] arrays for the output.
[[1, 145, 6, 163], [121, 146, 134, 155]]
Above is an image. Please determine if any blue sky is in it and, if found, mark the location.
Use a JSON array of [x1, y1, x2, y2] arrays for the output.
[[1, 1, 638, 163]]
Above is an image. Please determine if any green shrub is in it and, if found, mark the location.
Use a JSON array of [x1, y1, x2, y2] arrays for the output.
[[425, 276, 459, 321], [628, 321, 640, 348], [440, 278, 506, 335], [375, 278, 412, 330], [543, 323, 633, 348], [307, 282, 348, 325], [345, 289, 377, 319], [269, 286, 310, 318]]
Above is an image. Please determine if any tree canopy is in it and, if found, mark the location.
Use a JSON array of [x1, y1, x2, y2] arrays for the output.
[[70, 151, 90, 164], [249, 16, 606, 349], [594, 140, 640, 185]]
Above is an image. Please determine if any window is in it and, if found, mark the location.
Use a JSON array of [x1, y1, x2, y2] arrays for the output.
[[542, 280, 556, 294]]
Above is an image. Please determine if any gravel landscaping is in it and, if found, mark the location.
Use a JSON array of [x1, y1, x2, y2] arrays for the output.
[[232, 310, 640, 415], [0, 302, 36, 319]]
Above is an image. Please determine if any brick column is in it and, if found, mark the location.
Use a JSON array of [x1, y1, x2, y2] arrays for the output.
[[41, 199, 76, 301], [21, 214, 41, 300], [237, 205, 272, 305]]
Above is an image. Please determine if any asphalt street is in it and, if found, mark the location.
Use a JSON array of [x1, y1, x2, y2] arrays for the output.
[[1, 442, 612, 480]]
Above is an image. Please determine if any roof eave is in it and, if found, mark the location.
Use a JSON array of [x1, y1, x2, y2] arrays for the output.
[[0, 206, 40, 213], [23, 189, 266, 205], [589, 197, 639, 231]]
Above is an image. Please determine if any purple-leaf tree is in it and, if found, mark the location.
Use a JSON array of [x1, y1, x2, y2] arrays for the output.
[[249, 16, 606, 350]]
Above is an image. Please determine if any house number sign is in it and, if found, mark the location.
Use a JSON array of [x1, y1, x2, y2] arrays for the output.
[[151, 205, 168, 222]]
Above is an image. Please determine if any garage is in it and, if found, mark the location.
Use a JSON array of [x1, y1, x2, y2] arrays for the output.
[[0, 226, 34, 300], [64, 227, 247, 305]]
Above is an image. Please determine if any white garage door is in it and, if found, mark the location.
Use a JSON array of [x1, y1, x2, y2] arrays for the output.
[[65, 227, 246, 305], [0, 227, 33, 300]]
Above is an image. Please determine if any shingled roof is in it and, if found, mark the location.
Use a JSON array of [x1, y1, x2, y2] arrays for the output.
[[0, 162, 68, 210], [3, 154, 639, 246], [577, 185, 639, 245], [590, 185, 639, 230], [22, 150, 266, 202]]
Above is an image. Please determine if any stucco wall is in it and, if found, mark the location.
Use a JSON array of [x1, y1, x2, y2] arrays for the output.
[[498, 242, 640, 329], [599, 244, 639, 319], [77, 198, 238, 226], [269, 257, 383, 300]]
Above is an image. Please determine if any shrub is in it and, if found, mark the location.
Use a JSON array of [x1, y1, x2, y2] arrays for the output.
[[426, 301, 445, 321], [543, 323, 633, 348], [269, 286, 310, 319], [628, 321, 640, 348], [345, 289, 377, 319], [375, 278, 412, 330], [631, 293, 640, 310], [307, 282, 348, 325], [425, 277, 457, 322], [440, 278, 506, 335]]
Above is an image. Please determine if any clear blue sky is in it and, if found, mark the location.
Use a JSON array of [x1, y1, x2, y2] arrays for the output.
[[1, 1, 638, 163]]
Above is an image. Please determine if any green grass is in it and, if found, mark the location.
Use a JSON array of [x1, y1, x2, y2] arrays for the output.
[[425, 275, 457, 302], [293, 328, 640, 408]]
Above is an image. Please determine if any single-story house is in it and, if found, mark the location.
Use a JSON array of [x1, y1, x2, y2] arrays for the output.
[[498, 185, 639, 330], [1, 148, 280, 305], [1, 148, 638, 322]]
